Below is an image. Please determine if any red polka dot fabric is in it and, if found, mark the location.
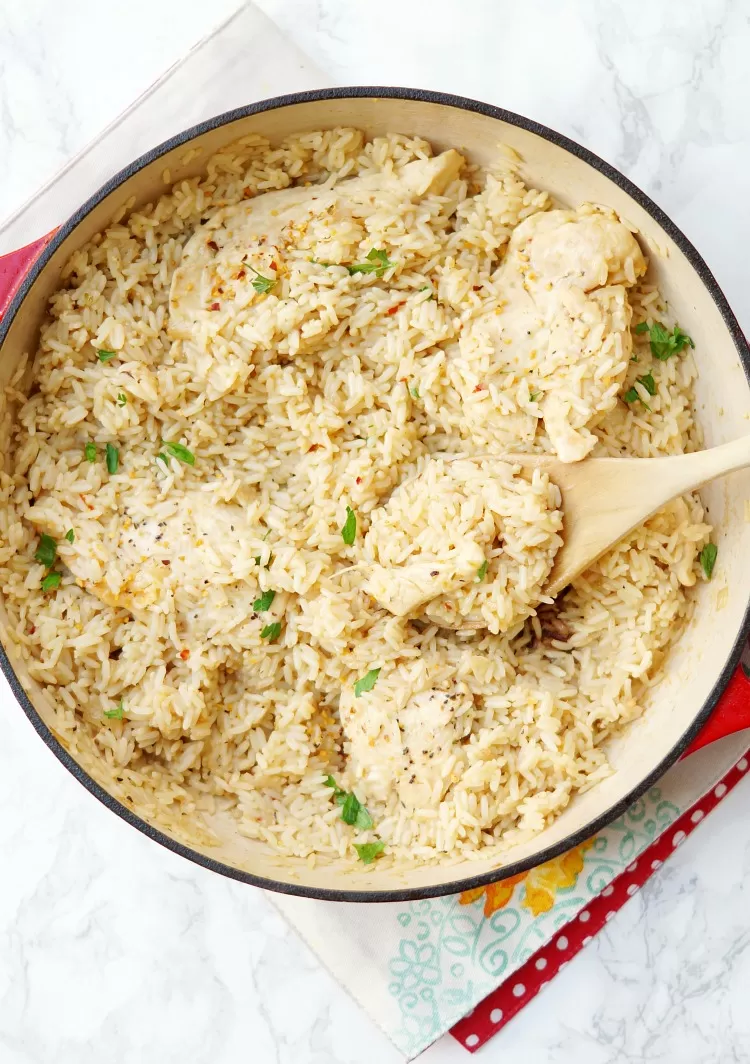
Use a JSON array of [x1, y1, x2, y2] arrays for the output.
[[451, 751, 750, 1053]]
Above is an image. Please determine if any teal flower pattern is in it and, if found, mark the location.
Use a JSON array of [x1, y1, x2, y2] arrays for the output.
[[387, 786, 680, 1057]]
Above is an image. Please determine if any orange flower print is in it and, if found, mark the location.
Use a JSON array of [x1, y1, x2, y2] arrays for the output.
[[459, 840, 594, 918], [523, 840, 594, 915], [459, 872, 528, 918]]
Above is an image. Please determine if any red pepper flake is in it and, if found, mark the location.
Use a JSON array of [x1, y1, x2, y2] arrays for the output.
[[473, 383, 487, 393], [307, 444, 320, 452], [236, 269, 246, 280], [27, 626, 35, 635], [356, 476, 362, 485], [209, 302, 220, 311], [387, 301, 406, 316], [180, 649, 190, 660], [472, 285, 482, 291], [242, 187, 255, 199], [270, 260, 278, 270], [162, 559, 171, 566], [207, 240, 219, 252]]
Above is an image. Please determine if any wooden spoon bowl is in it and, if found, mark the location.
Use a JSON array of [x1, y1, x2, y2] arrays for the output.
[[427, 436, 750, 631]]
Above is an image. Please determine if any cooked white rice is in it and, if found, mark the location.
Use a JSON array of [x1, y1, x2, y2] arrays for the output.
[[362, 458, 563, 633], [0, 129, 712, 868]]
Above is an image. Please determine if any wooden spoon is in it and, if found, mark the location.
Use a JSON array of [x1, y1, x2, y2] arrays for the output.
[[432, 436, 750, 630]]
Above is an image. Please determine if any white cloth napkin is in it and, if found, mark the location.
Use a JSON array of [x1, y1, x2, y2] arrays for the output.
[[272, 732, 750, 1059]]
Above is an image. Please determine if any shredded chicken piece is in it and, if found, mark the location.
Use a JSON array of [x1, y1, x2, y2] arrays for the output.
[[168, 150, 464, 398], [362, 458, 562, 632], [340, 680, 475, 810], [362, 540, 484, 617], [25, 488, 277, 645], [462, 206, 647, 462]]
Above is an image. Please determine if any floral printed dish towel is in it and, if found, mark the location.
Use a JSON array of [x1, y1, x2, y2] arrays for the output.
[[271, 731, 750, 1060]]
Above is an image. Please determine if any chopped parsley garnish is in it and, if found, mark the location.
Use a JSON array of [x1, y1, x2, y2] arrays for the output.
[[410, 384, 420, 399], [354, 667, 380, 697], [637, 372, 656, 396], [341, 793, 373, 829], [253, 589, 276, 612], [354, 840, 386, 864], [65, 529, 75, 544], [85, 443, 96, 463], [34, 534, 57, 569], [699, 542, 718, 580], [476, 560, 488, 582], [419, 285, 436, 300], [255, 530, 272, 567], [96, 349, 116, 362], [324, 776, 374, 830], [624, 373, 656, 408], [41, 571, 61, 592], [249, 266, 276, 295], [105, 443, 119, 474], [529, 391, 541, 402], [157, 453, 170, 467], [347, 248, 395, 278], [634, 320, 694, 361], [116, 392, 127, 407], [341, 505, 357, 546], [162, 440, 195, 466], [104, 700, 124, 720], [261, 622, 282, 641]]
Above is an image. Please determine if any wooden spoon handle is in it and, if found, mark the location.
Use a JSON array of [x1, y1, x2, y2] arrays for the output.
[[660, 434, 750, 493]]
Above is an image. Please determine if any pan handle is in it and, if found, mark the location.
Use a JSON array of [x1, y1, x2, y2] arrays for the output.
[[0, 232, 57, 318], [683, 660, 750, 756], [2, 236, 750, 758]]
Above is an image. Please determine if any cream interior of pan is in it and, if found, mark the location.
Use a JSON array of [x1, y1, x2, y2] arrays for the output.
[[1, 94, 749, 896]]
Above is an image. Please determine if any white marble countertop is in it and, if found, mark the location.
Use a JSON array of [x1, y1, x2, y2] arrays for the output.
[[2, 2, 750, 1061]]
